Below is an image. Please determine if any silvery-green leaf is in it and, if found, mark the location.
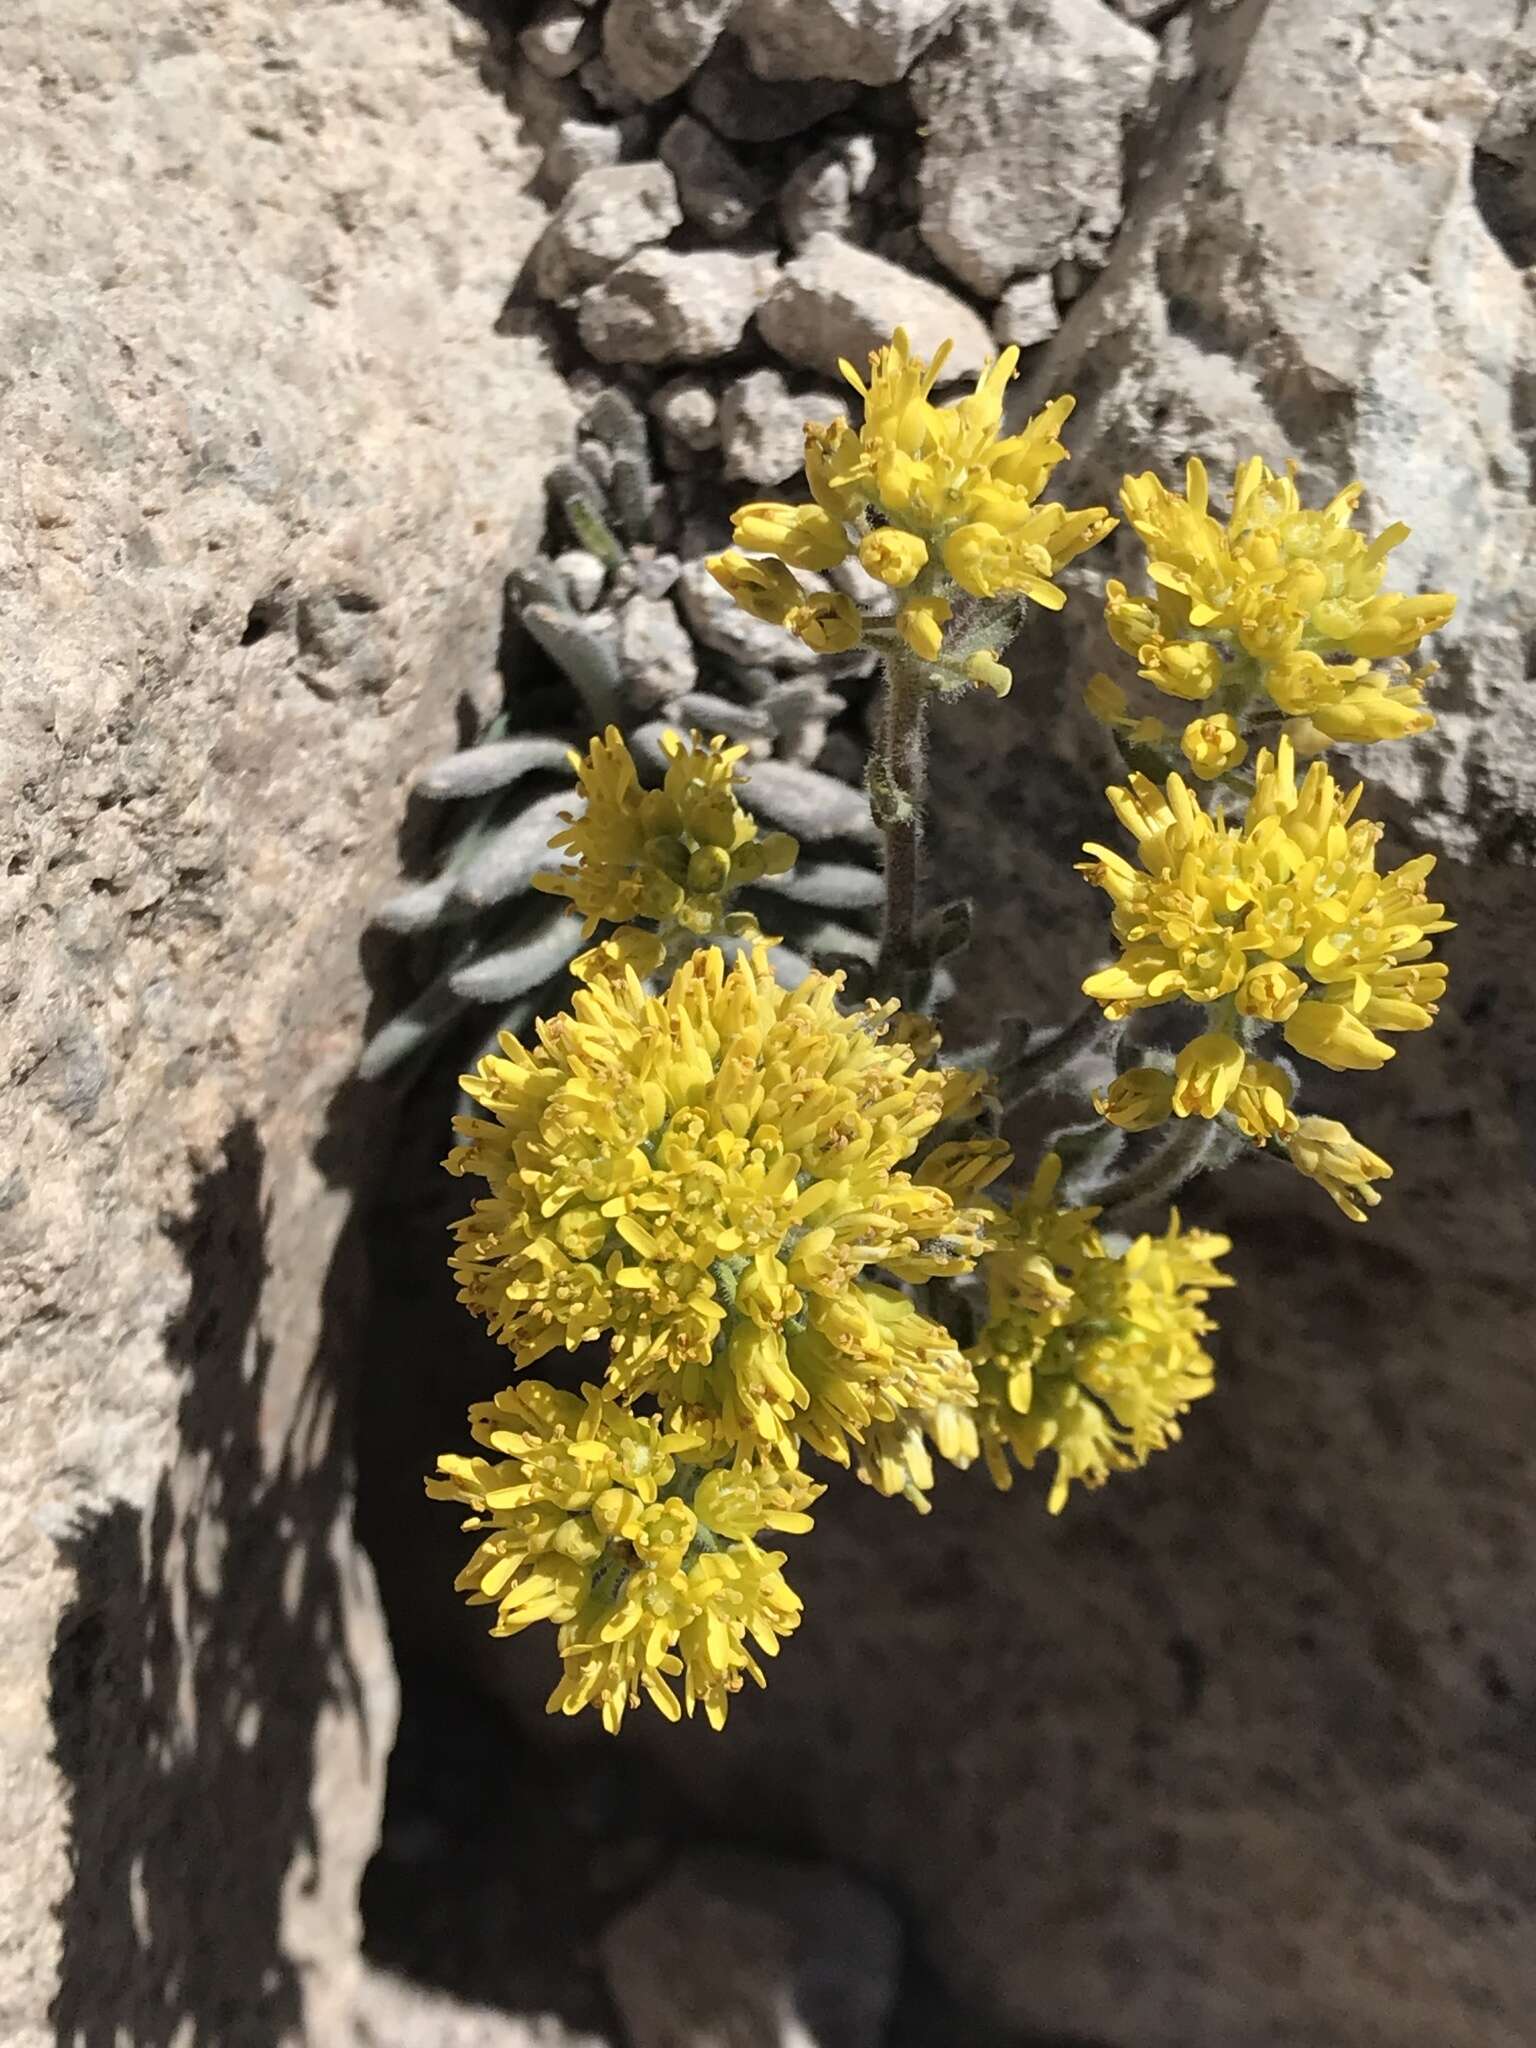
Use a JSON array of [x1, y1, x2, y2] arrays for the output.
[[357, 974, 470, 1081], [523, 603, 622, 730], [372, 873, 459, 934], [759, 860, 884, 911], [451, 788, 576, 911], [415, 735, 572, 801], [447, 913, 583, 1001], [741, 759, 879, 843]]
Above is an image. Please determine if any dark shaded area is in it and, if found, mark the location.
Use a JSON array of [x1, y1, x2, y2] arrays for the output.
[[49, 1123, 368, 2048]]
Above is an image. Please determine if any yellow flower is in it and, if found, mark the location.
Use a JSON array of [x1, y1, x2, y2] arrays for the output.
[[1284, 1116, 1393, 1221], [1236, 961, 1306, 1022], [428, 1381, 819, 1732], [858, 525, 928, 588], [1109, 455, 1455, 743], [896, 593, 952, 660], [1093, 1066, 1175, 1131], [964, 649, 1013, 697], [447, 944, 1007, 1464], [705, 550, 805, 624], [1171, 1031, 1246, 1118], [1180, 713, 1247, 780], [730, 500, 852, 572], [1079, 739, 1451, 1074], [786, 590, 863, 653], [945, 1157, 1232, 1512], [1228, 1057, 1297, 1141], [536, 727, 797, 940], [821, 328, 1112, 598]]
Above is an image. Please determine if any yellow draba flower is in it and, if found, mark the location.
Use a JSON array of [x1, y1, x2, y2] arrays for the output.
[[705, 550, 805, 624], [1180, 712, 1247, 781], [858, 525, 928, 587], [1228, 1057, 1297, 1142], [1083, 670, 1167, 746], [1079, 738, 1452, 1076], [786, 589, 863, 652], [447, 944, 1007, 1464], [1172, 1032, 1246, 1118], [535, 727, 797, 941], [1111, 455, 1455, 743], [964, 648, 1013, 697], [896, 592, 952, 660], [428, 1381, 819, 1732], [730, 500, 852, 572], [951, 1157, 1232, 1512], [1093, 1065, 1176, 1131], [1284, 1115, 1392, 1221]]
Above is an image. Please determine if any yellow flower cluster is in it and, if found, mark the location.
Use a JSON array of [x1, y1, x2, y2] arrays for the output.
[[1080, 734, 1451, 1215], [960, 1158, 1231, 1513], [1099, 455, 1455, 752], [535, 727, 796, 970], [707, 327, 1114, 685], [448, 944, 1003, 1463], [428, 1382, 819, 1732]]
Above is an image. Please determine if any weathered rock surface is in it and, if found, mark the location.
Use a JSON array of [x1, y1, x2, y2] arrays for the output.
[[719, 368, 849, 483], [737, 0, 961, 85], [660, 113, 772, 242], [600, 1852, 901, 2048], [0, 5, 572, 2046], [578, 247, 774, 363], [757, 232, 994, 376], [600, 0, 740, 104], [913, 0, 1157, 295], [534, 161, 681, 302], [687, 35, 861, 141]]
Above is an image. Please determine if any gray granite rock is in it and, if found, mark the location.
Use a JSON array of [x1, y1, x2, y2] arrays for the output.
[[600, 0, 740, 103], [533, 160, 682, 302], [517, 0, 597, 79], [756, 231, 994, 377], [542, 116, 624, 193], [618, 593, 698, 705], [649, 374, 721, 452], [660, 113, 771, 242], [913, 0, 1156, 295], [738, 0, 961, 85], [578, 247, 774, 363], [687, 35, 860, 141], [779, 133, 884, 248], [719, 367, 849, 484], [674, 557, 826, 671]]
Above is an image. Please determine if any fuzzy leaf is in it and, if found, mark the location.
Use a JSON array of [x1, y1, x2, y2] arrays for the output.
[[357, 974, 471, 1081], [738, 759, 879, 844], [415, 735, 572, 801], [756, 859, 884, 911], [372, 873, 459, 934], [447, 912, 583, 1001], [523, 603, 623, 730], [450, 787, 576, 911]]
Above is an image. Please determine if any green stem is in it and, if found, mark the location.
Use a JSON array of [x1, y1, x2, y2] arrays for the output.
[[870, 649, 929, 1005]]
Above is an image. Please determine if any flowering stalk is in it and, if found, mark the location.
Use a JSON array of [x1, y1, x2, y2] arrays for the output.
[[870, 646, 929, 1003]]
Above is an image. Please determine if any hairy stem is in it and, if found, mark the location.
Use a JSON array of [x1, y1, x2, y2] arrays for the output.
[[870, 650, 929, 1005], [1091, 1115, 1218, 1218]]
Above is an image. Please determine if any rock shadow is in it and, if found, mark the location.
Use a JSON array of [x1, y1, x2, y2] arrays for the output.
[[49, 1120, 367, 2048]]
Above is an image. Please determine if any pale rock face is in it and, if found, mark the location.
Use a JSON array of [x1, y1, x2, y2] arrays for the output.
[[719, 368, 850, 485], [533, 161, 682, 302], [756, 232, 995, 376], [736, 0, 962, 86], [0, 5, 572, 2046], [913, 0, 1157, 295], [578, 247, 775, 363]]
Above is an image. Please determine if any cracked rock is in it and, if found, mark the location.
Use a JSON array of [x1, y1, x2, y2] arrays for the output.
[[913, 0, 1156, 296], [578, 248, 775, 363], [600, 0, 740, 103], [533, 161, 682, 302], [719, 368, 848, 485], [737, 0, 961, 85], [660, 113, 770, 241], [687, 35, 860, 142], [756, 231, 993, 377]]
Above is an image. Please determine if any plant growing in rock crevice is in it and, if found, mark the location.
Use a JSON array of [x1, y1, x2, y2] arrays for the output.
[[425, 329, 1457, 1734], [360, 388, 884, 1084]]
